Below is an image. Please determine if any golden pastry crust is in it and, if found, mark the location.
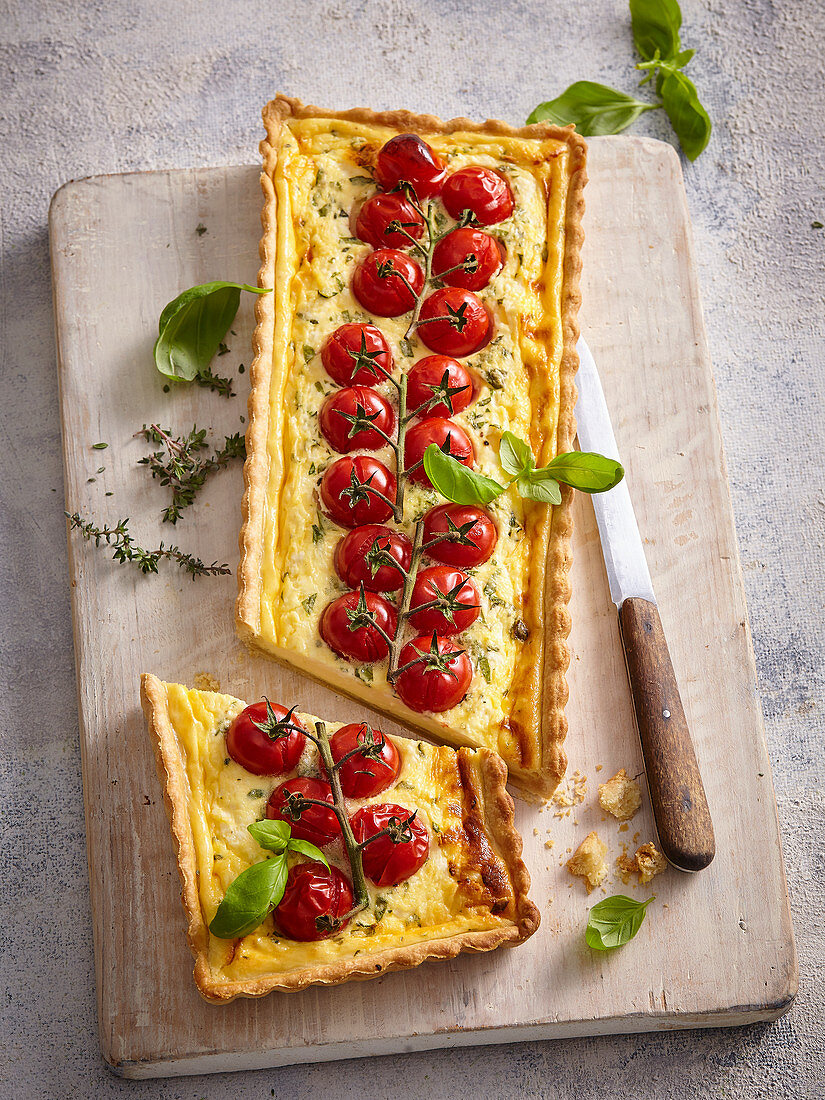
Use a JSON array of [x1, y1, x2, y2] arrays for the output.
[[140, 672, 539, 1002], [237, 95, 586, 800]]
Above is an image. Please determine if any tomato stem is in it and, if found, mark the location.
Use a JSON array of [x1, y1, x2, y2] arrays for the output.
[[314, 721, 370, 919], [387, 519, 425, 681]]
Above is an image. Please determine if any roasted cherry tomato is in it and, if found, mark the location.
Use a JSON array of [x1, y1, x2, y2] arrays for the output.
[[418, 287, 492, 356], [441, 166, 515, 225], [274, 861, 354, 941], [334, 524, 412, 593], [351, 803, 430, 886], [422, 503, 498, 568], [352, 248, 424, 317], [330, 723, 401, 798], [408, 566, 480, 635], [355, 192, 426, 250], [321, 323, 393, 387], [266, 777, 341, 846], [320, 455, 396, 528], [431, 227, 504, 291], [394, 633, 473, 713], [319, 588, 398, 662], [319, 387, 395, 454], [375, 134, 446, 199], [404, 417, 474, 487], [225, 700, 307, 776], [407, 355, 474, 418]]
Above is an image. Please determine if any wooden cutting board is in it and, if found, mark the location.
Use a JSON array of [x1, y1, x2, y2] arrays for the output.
[[49, 137, 797, 1080]]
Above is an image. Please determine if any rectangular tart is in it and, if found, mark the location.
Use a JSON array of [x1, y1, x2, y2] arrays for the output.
[[141, 673, 539, 1001], [237, 95, 586, 799]]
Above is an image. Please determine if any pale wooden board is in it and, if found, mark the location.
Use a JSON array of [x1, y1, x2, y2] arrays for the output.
[[49, 138, 797, 1080]]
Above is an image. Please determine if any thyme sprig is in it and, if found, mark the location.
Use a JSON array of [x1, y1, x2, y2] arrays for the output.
[[138, 423, 246, 524], [65, 512, 230, 578]]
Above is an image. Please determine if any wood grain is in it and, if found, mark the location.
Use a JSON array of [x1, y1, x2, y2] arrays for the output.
[[49, 138, 797, 1079], [619, 596, 715, 872]]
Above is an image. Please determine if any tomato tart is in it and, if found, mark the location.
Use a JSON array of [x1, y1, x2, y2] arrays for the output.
[[141, 673, 539, 1000], [237, 95, 586, 799]]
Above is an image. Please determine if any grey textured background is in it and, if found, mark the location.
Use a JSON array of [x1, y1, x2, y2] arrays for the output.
[[1, 0, 823, 1096]]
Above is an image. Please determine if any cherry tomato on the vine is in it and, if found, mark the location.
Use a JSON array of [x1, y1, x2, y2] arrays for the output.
[[404, 418, 474, 487], [320, 455, 396, 528], [418, 287, 492, 357], [408, 566, 480, 635], [407, 355, 474, 419], [422, 503, 498, 568], [266, 777, 341, 846], [394, 633, 473, 713], [330, 723, 401, 798], [334, 524, 411, 593], [352, 248, 423, 317], [441, 166, 515, 226], [355, 192, 426, 250], [319, 387, 395, 454], [321, 323, 393, 387], [319, 588, 397, 662], [375, 134, 446, 199], [351, 803, 430, 886], [225, 701, 307, 776], [274, 861, 354, 941], [431, 227, 504, 291]]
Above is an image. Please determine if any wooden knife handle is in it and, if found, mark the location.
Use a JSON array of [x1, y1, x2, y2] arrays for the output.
[[619, 596, 715, 872]]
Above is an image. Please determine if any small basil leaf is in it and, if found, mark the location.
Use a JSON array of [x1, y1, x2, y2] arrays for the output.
[[660, 70, 711, 161], [248, 818, 290, 852], [209, 854, 288, 939], [517, 474, 562, 505], [630, 0, 682, 62], [527, 82, 657, 136], [499, 431, 534, 477], [154, 281, 269, 382], [543, 451, 625, 493], [288, 838, 330, 868], [585, 894, 654, 951], [423, 444, 504, 506]]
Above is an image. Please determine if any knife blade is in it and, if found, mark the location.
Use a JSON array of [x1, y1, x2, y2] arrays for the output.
[[575, 337, 715, 872]]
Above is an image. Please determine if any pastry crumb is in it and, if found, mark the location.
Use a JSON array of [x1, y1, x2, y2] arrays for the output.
[[595, 764, 603, 772], [544, 838, 554, 850], [636, 842, 667, 884], [615, 842, 667, 885], [193, 672, 221, 692], [598, 769, 642, 821], [567, 831, 608, 893]]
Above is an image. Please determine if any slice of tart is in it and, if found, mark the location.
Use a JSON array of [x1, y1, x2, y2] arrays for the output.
[[141, 673, 539, 1001], [237, 95, 586, 799]]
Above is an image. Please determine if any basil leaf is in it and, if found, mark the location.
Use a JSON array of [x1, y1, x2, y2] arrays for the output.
[[630, 0, 682, 62], [209, 854, 288, 939], [499, 431, 533, 477], [527, 82, 657, 136], [517, 473, 562, 506], [248, 818, 290, 852], [423, 444, 504, 506], [288, 838, 330, 868], [154, 281, 269, 382], [585, 894, 654, 951], [543, 451, 625, 493], [660, 70, 711, 161]]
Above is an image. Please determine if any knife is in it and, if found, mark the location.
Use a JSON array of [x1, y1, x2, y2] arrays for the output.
[[575, 337, 715, 872]]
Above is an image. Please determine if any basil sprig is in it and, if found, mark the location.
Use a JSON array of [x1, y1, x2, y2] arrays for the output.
[[527, 0, 710, 161], [585, 894, 655, 951], [154, 281, 270, 383], [423, 432, 623, 509], [208, 819, 328, 939]]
